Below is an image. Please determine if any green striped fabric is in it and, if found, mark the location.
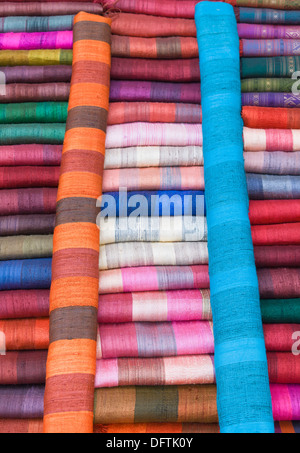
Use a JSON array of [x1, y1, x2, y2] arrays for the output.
[[0, 103, 68, 124]]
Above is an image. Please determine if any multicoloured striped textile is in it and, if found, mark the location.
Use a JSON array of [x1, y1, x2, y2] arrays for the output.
[[0, 318, 49, 350], [95, 355, 216, 388], [0, 84, 70, 103], [0, 214, 55, 236], [0, 290, 49, 319], [0, 65, 72, 83], [0, 16, 75, 33], [0, 258, 52, 290], [0, 49, 73, 66], [93, 385, 218, 424], [96, 321, 214, 359], [0, 167, 59, 188], [0, 3, 103, 17], [0, 351, 47, 385], [236, 7, 300, 24], [0, 386, 44, 419], [0, 235, 53, 260], [99, 265, 210, 294], [0, 145, 62, 165], [43, 12, 111, 434], [103, 0, 300, 17], [0, 188, 57, 215]]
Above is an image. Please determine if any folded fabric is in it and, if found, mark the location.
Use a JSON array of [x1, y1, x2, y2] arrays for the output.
[[0, 386, 44, 419], [95, 353, 300, 388], [111, 14, 300, 39], [0, 214, 55, 236], [94, 385, 218, 424], [0, 124, 65, 145], [99, 216, 207, 245], [0, 103, 68, 124], [98, 289, 212, 323], [241, 56, 300, 78], [104, 148, 300, 174], [104, 146, 203, 168], [268, 353, 300, 384], [264, 324, 300, 351], [94, 384, 300, 424], [255, 246, 300, 267], [111, 13, 196, 38], [0, 188, 57, 215], [0, 318, 49, 350], [261, 299, 300, 323], [0, 49, 72, 66], [109, 81, 201, 104], [241, 78, 295, 93], [244, 128, 300, 151], [249, 200, 300, 225], [271, 385, 300, 421], [0, 145, 62, 166], [0, 31, 73, 50], [111, 57, 300, 81], [107, 103, 202, 125], [0, 258, 52, 290], [233, 0, 300, 10], [97, 321, 214, 359], [0, 3, 103, 17], [99, 266, 300, 297], [0, 420, 219, 434], [106, 124, 300, 151], [102, 167, 204, 192], [0, 289, 49, 319], [94, 422, 220, 434], [0, 351, 47, 385], [0, 83, 70, 103], [111, 36, 198, 59], [105, 123, 203, 148], [104, 0, 300, 16], [99, 242, 208, 270], [247, 174, 300, 199], [111, 58, 200, 82], [237, 24, 300, 39], [97, 321, 300, 359], [275, 421, 300, 433], [1, 66, 72, 83], [95, 355, 215, 387], [99, 265, 210, 294], [0, 166, 60, 188], [0, 419, 44, 433], [242, 93, 300, 108], [247, 152, 300, 175], [0, 15, 75, 33], [101, 191, 205, 217], [236, 7, 300, 24], [0, 235, 53, 260], [241, 39, 300, 56], [258, 268, 300, 299], [252, 224, 300, 245], [242, 107, 300, 129]]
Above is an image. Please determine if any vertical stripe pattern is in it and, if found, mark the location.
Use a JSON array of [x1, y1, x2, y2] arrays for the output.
[[43, 12, 111, 434]]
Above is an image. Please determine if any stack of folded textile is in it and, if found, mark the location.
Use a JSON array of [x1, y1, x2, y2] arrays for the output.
[[237, 2, 300, 435], [0, 0, 103, 434], [0, 0, 300, 435], [94, 0, 300, 433]]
